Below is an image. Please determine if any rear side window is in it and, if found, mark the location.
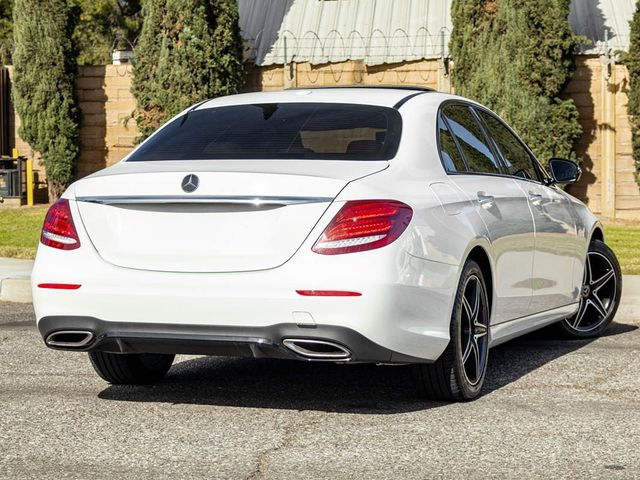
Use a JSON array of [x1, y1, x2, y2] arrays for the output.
[[437, 114, 467, 172], [127, 103, 402, 162], [442, 104, 501, 175], [477, 110, 540, 181]]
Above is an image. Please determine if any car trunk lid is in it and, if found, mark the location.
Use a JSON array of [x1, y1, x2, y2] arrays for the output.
[[74, 160, 387, 273]]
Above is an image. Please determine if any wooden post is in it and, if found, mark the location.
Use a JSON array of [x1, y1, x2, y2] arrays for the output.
[[283, 37, 296, 89], [601, 62, 617, 219], [283, 61, 296, 89], [438, 60, 451, 93]]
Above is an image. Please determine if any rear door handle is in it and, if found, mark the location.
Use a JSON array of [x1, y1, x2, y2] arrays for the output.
[[477, 192, 495, 207], [528, 191, 543, 204]]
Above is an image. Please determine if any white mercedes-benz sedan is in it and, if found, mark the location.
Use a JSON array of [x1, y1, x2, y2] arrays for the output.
[[32, 87, 621, 401]]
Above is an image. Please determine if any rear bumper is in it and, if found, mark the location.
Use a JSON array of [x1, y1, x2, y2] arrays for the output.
[[37, 316, 430, 364], [32, 199, 460, 362]]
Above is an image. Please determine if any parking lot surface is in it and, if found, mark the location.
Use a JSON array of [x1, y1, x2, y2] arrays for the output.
[[0, 301, 638, 479]]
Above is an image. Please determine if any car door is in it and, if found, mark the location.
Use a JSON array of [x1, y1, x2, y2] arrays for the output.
[[475, 108, 580, 314], [439, 104, 535, 324]]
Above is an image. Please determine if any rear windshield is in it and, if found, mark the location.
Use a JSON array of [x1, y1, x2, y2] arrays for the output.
[[127, 103, 402, 162]]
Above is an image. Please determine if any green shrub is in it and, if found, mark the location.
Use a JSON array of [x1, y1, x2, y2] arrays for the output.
[[450, 0, 582, 167], [12, 0, 79, 200], [132, 0, 245, 140], [626, 0, 640, 184], [71, 0, 142, 66]]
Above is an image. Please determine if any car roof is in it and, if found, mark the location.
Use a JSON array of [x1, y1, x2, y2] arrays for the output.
[[197, 86, 446, 110]]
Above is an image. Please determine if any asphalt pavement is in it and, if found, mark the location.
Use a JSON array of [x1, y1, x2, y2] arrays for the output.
[[0, 301, 638, 479]]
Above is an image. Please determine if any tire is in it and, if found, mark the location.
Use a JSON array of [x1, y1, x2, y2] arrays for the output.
[[88, 351, 175, 385], [414, 260, 490, 401], [558, 239, 622, 338]]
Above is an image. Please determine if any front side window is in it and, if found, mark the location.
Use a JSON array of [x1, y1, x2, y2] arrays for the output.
[[477, 110, 540, 181], [127, 103, 402, 162], [442, 104, 501, 175], [437, 113, 467, 172]]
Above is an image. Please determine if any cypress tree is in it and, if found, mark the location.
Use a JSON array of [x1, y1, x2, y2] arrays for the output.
[[12, 0, 79, 200], [450, 0, 582, 167], [208, 0, 245, 96], [132, 0, 245, 140], [627, 0, 640, 184], [0, 0, 12, 64]]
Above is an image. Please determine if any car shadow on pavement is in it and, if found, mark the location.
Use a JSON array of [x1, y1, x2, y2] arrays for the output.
[[484, 321, 637, 394], [98, 321, 637, 414]]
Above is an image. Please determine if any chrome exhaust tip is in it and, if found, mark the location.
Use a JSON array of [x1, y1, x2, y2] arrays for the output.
[[283, 338, 351, 360], [46, 330, 95, 349]]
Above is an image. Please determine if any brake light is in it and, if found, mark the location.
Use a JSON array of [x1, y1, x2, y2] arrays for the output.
[[312, 200, 413, 255], [41, 199, 81, 250]]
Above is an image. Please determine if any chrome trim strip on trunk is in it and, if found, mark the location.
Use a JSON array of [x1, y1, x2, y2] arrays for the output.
[[75, 195, 334, 206]]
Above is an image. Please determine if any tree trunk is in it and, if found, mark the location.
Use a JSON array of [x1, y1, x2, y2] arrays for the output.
[[47, 180, 65, 203]]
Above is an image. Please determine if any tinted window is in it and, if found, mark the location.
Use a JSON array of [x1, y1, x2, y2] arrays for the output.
[[437, 114, 467, 172], [478, 110, 540, 181], [442, 105, 501, 174], [127, 103, 402, 161]]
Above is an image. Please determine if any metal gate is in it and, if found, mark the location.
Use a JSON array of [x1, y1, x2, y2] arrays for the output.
[[0, 66, 9, 156]]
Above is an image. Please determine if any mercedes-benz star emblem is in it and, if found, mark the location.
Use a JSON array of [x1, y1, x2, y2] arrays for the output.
[[181, 174, 199, 193]]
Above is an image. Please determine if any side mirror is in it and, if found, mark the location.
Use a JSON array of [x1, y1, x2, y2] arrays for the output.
[[548, 158, 581, 184]]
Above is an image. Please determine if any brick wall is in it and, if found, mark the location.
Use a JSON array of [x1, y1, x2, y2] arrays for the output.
[[74, 65, 138, 178], [8, 64, 139, 182], [246, 59, 446, 91]]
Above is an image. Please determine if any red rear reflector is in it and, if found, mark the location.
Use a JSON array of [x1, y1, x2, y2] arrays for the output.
[[296, 290, 362, 297], [312, 200, 413, 255], [37, 283, 82, 290], [41, 199, 81, 250]]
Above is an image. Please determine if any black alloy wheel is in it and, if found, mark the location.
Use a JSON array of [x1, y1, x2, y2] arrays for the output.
[[560, 239, 621, 338]]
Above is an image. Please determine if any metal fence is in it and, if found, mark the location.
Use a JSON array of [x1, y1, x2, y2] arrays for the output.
[[243, 28, 451, 66]]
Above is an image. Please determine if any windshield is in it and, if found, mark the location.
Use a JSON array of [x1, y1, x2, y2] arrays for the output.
[[127, 103, 402, 162]]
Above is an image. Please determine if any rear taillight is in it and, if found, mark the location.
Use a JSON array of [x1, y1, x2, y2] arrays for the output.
[[41, 199, 81, 250], [312, 200, 413, 255]]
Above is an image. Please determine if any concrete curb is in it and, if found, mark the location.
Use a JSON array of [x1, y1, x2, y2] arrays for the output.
[[0, 277, 32, 303], [621, 275, 640, 302], [0, 258, 34, 304]]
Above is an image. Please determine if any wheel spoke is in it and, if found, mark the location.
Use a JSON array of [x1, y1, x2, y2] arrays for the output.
[[462, 336, 473, 364], [584, 255, 593, 285], [571, 299, 588, 329], [471, 280, 480, 321], [591, 269, 614, 292], [590, 294, 608, 319], [462, 296, 473, 321], [470, 339, 480, 379]]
